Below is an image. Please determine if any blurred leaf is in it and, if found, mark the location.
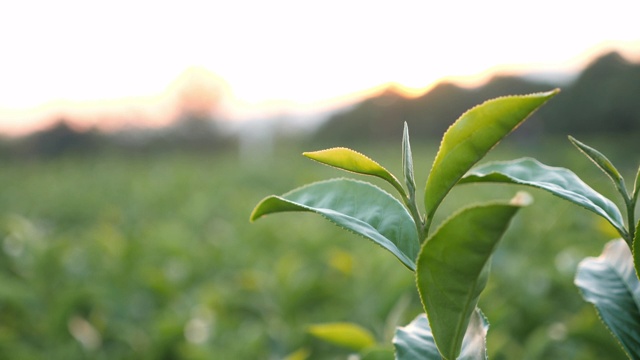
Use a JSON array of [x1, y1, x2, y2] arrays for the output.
[[575, 239, 640, 359], [284, 348, 311, 360], [393, 310, 489, 360], [307, 322, 376, 351], [416, 199, 526, 359], [361, 345, 395, 360], [423, 90, 558, 219], [460, 157, 628, 240], [569, 136, 628, 199], [303, 147, 406, 197], [251, 178, 419, 270]]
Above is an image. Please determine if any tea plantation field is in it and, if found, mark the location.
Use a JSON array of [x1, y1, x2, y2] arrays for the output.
[[0, 137, 634, 359]]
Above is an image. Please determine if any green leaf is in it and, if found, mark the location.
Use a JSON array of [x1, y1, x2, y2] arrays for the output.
[[307, 322, 376, 352], [416, 199, 526, 359], [569, 136, 629, 199], [393, 310, 489, 360], [250, 178, 420, 270], [460, 157, 628, 240], [424, 89, 558, 219], [575, 239, 640, 359], [303, 147, 406, 197], [402, 122, 416, 202]]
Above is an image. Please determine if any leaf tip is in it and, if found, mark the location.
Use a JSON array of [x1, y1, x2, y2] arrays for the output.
[[249, 208, 261, 222]]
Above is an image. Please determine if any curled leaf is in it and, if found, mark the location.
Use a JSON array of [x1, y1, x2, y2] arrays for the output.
[[460, 157, 628, 240], [575, 239, 640, 359], [393, 310, 489, 360]]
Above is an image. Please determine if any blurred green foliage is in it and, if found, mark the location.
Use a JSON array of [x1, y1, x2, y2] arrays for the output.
[[0, 138, 631, 358]]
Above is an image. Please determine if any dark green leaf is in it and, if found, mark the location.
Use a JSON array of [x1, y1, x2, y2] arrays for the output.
[[393, 310, 489, 360], [416, 199, 526, 359], [424, 90, 558, 219], [460, 157, 628, 239], [303, 147, 406, 197], [251, 178, 419, 270], [575, 239, 640, 359]]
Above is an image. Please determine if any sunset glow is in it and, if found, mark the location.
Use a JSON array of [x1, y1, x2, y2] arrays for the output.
[[1, 0, 639, 136]]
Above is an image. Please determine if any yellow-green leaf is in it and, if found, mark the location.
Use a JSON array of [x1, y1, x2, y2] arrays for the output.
[[304, 147, 406, 197], [307, 322, 376, 351], [424, 90, 558, 220]]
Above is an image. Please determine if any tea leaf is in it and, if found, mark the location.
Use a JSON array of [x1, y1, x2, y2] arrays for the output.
[[304, 148, 406, 197], [460, 157, 628, 240], [416, 200, 524, 359], [402, 122, 417, 202], [251, 178, 419, 270], [575, 239, 640, 359], [424, 90, 558, 220], [569, 136, 628, 199]]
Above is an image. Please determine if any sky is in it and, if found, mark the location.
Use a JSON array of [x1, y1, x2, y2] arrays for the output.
[[1, 0, 639, 135]]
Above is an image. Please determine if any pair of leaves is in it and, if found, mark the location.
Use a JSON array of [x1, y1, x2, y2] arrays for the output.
[[393, 310, 488, 360]]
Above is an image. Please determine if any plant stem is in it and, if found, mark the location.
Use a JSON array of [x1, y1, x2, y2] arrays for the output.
[[627, 199, 636, 244], [616, 185, 635, 245], [423, 216, 433, 242], [403, 195, 425, 243]]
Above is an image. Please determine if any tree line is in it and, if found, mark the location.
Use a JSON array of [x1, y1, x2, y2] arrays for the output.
[[313, 52, 640, 146]]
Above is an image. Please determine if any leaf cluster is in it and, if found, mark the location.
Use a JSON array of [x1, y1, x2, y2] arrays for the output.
[[252, 90, 559, 358]]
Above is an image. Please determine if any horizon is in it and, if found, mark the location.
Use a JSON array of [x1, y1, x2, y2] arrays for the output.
[[1, 1, 639, 136]]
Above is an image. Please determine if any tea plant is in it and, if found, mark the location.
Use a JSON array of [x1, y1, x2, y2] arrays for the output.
[[252, 90, 561, 359]]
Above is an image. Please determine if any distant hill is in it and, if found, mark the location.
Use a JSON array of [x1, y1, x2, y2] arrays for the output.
[[312, 51, 640, 146]]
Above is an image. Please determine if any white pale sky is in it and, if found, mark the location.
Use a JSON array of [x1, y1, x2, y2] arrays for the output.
[[1, 0, 639, 134]]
